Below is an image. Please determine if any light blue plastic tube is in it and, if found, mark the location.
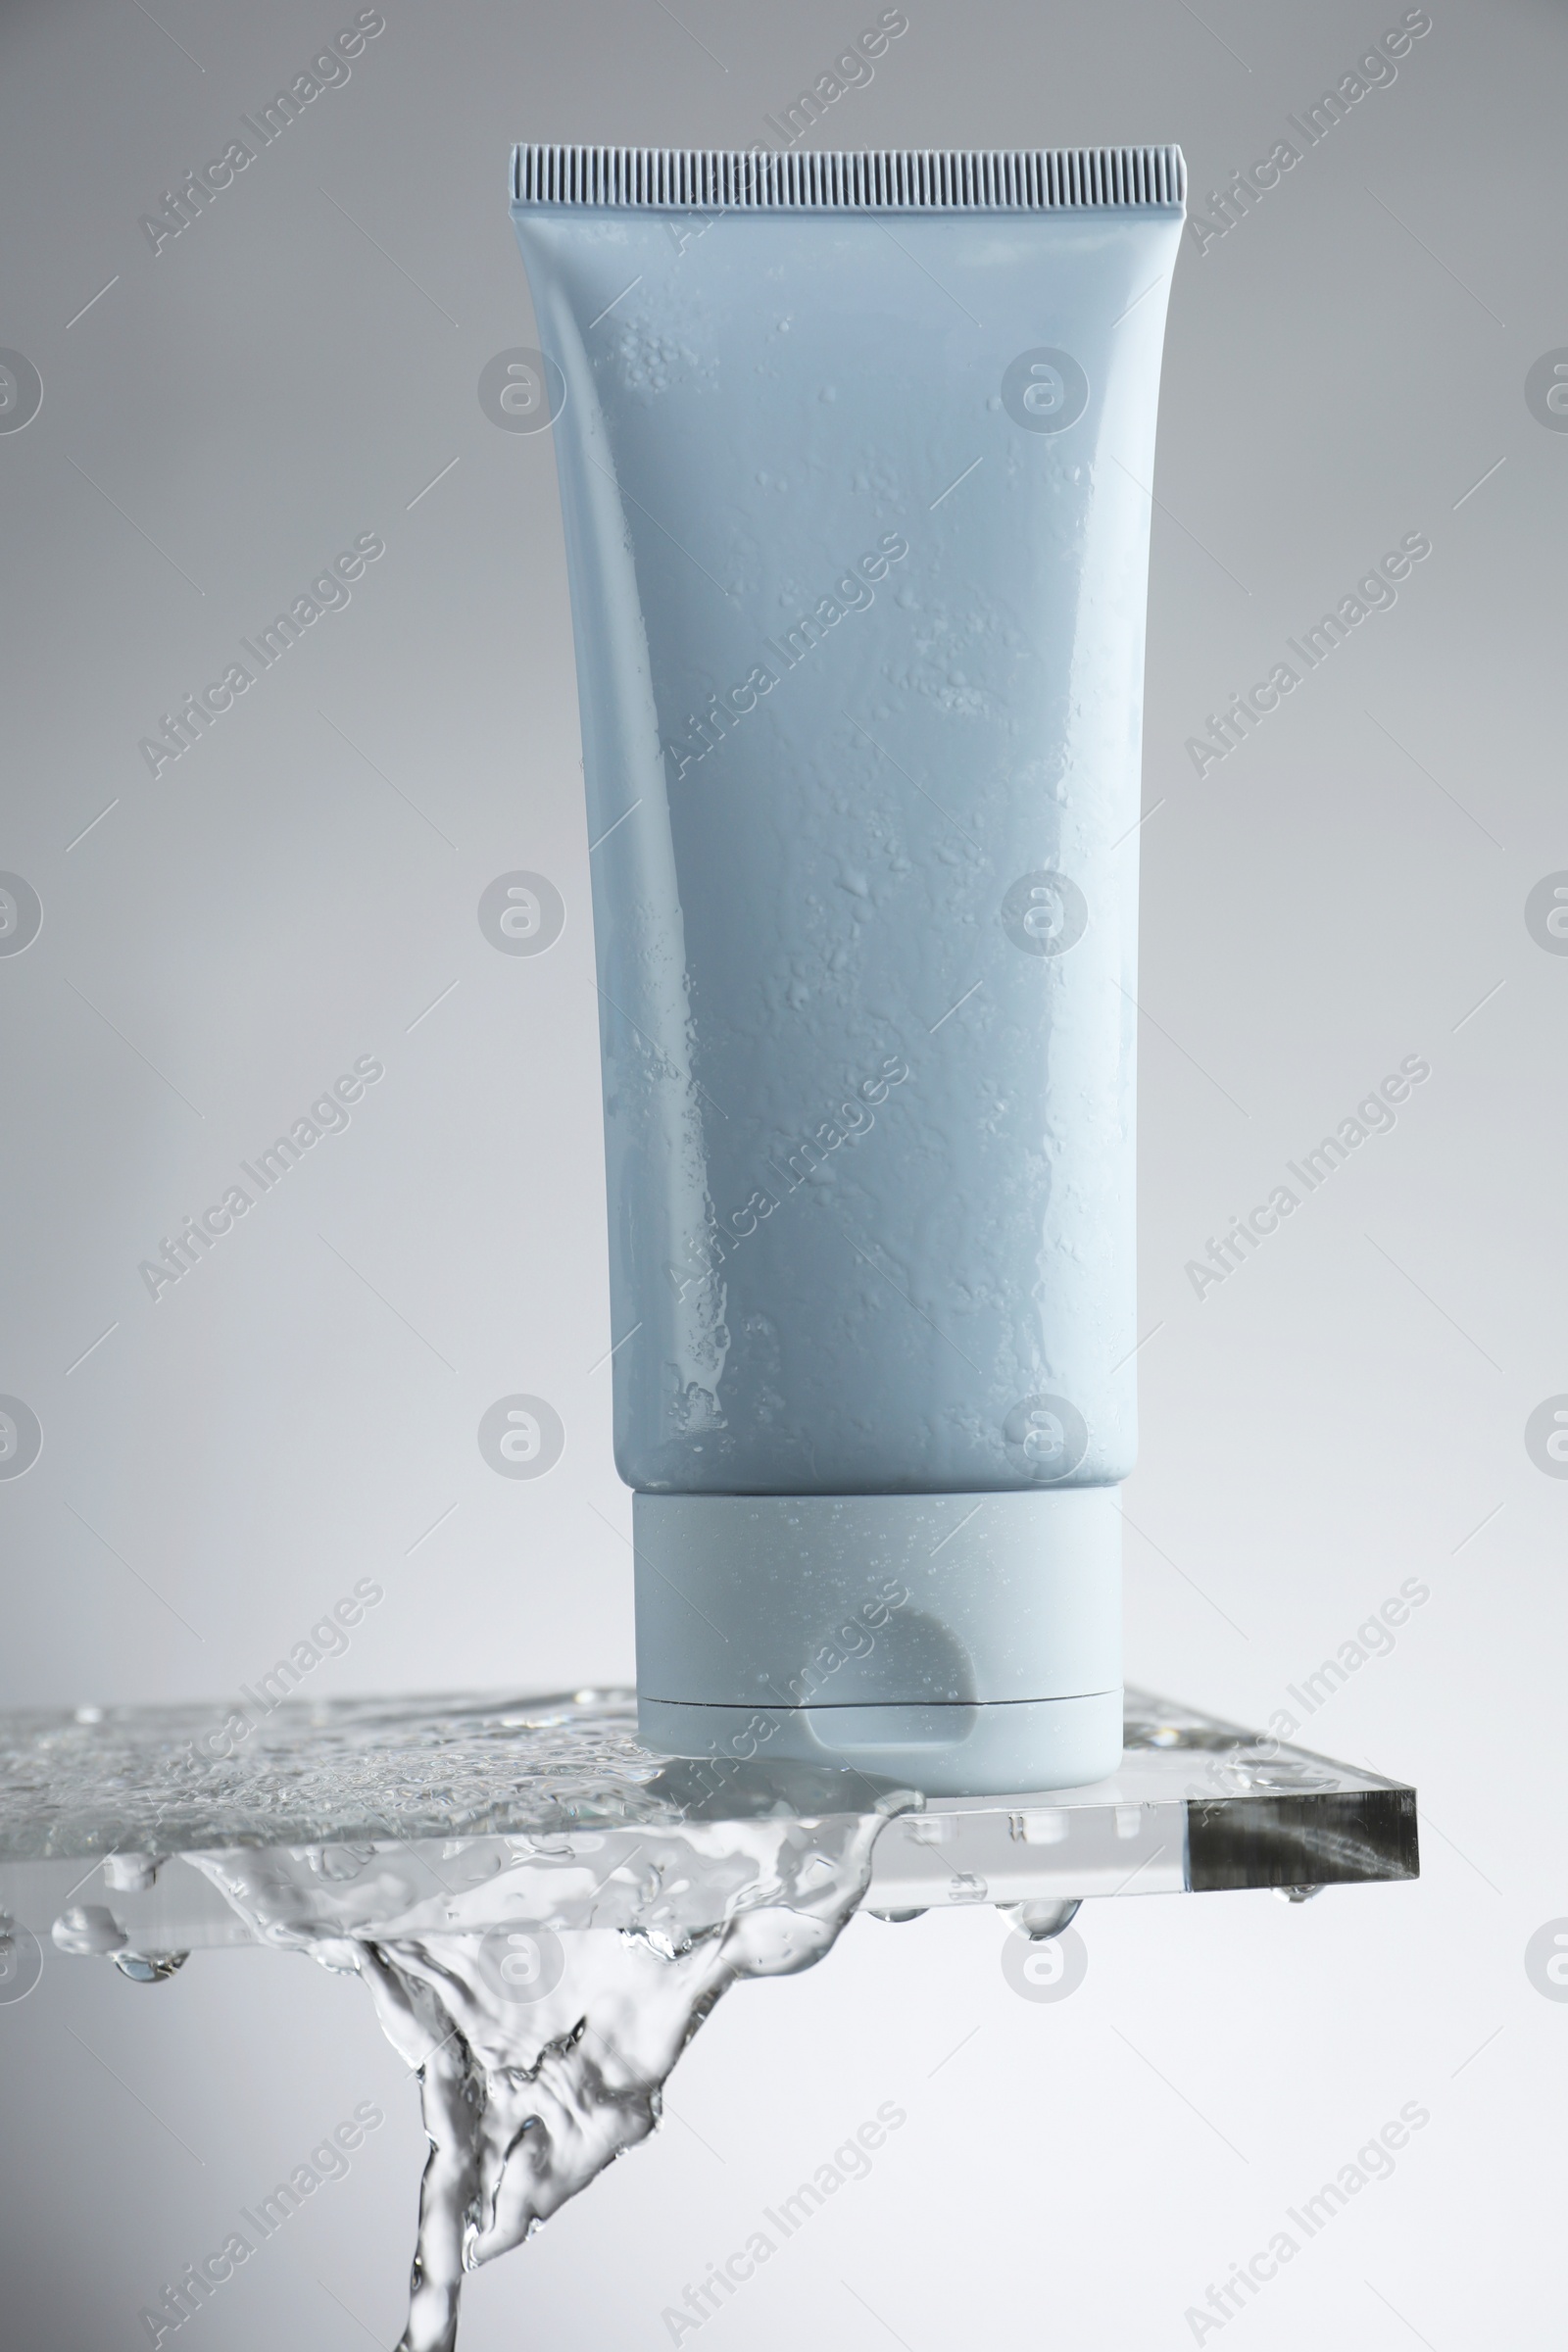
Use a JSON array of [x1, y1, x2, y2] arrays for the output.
[[511, 145, 1185, 1794]]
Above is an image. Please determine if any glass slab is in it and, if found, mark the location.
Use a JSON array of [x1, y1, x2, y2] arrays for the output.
[[0, 1687, 1417, 1961]]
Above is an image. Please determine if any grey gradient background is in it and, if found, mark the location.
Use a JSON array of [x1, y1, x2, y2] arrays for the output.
[[1, 0, 1564, 2343]]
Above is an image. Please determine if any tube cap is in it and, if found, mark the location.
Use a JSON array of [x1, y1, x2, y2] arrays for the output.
[[633, 1490, 1121, 1797]]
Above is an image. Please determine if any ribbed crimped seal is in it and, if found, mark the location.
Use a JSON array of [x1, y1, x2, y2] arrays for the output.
[[512, 143, 1186, 213]]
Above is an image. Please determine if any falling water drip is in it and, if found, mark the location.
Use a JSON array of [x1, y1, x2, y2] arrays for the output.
[[186, 1787, 905, 2350]]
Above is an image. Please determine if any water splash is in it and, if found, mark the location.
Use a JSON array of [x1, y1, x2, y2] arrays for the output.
[[161, 1733, 907, 2352], [3, 1689, 1417, 2341], [358, 1893, 875, 2352]]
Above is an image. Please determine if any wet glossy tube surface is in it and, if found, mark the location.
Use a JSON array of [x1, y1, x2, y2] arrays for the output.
[[513, 157, 1183, 1505]]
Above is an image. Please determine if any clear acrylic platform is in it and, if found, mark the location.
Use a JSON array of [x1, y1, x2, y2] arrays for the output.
[[0, 1685, 1419, 2350], [0, 1686, 1418, 1972]]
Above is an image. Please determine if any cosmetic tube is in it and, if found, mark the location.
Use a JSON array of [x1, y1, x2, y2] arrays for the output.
[[512, 144, 1185, 1793]]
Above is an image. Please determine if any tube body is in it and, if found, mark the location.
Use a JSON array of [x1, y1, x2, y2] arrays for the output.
[[513, 147, 1184, 1791]]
